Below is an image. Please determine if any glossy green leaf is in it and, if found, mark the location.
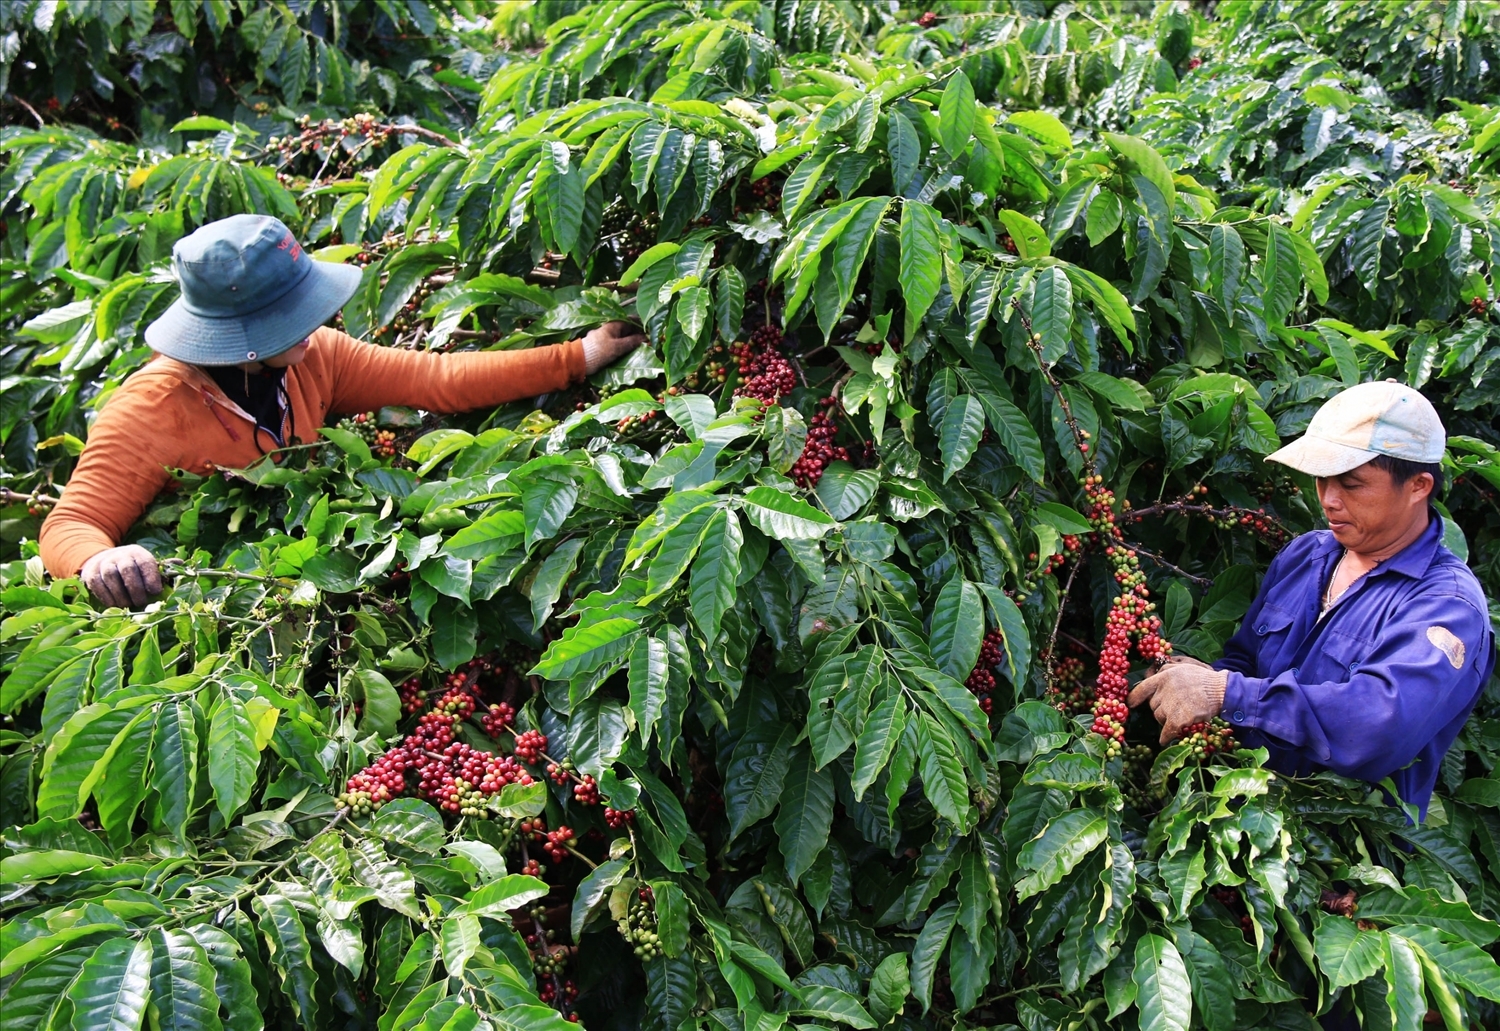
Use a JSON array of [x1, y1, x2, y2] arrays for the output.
[[688, 508, 742, 643], [740, 486, 838, 539], [868, 951, 910, 1024], [938, 394, 985, 483], [914, 711, 970, 829], [1208, 223, 1245, 320], [454, 874, 550, 918], [567, 695, 627, 779], [851, 689, 905, 801], [1314, 916, 1385, 989], [774, 745, 835, 886], [1031, 266, 1073, 365], [182, 926, 262, 1031], [725, 722, 797, 838], [67, 937, 154, 1031], [1134, 933, 1192, 1031], [996, 209, 1050, 260], [147, 929, 222, 1031], [899, 201, 943, 341], [937, 70, 976, 157], [1, 945, 92, 1031], [207, 696, 257, 823], [1384, 933, 1425, 1031], [1014, 808, 1108, 900], [795, 985, 877, 1028], [1103, 132, 1176, 213], [928, 576, 983, 681], [252, 894, 319, 1024], [532, 618, 643, 682], [910, 899, 958, 1013]]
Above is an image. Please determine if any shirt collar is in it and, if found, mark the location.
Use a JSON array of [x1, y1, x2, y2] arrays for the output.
[[1373, 506, 1444, 580]]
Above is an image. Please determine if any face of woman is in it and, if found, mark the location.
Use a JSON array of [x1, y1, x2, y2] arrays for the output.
[[262, 338, 311, 368]]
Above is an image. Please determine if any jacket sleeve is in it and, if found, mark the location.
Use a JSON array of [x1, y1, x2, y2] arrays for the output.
[[38, 386, 178, 578], [321, 329, 587, 416], [1220, 581, 1491, 783]]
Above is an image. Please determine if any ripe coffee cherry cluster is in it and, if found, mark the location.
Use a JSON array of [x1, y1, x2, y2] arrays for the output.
[[1077, 476, 1171, 756], [604, 806, 636, 828], [964, 629, 1006, 714], [573, 775, 600, 805], [338, 653, 542, 818], [619, 886, 663, 961], [547, 760, 574, 786], [398, 676, 426, 715], [481, 702, 516, 737], [731, 326, 796, 405], [435, 686, 476, 719], [372, 429, 398, 458], [537, 974, 579, 1012], [514, 729, 547, 764], [790, 399, 850, 488], [543, 826, 577, 864], [1182, 717, 1236, 758], [916, 11, 939, 27], [336, 714, 537, 817]]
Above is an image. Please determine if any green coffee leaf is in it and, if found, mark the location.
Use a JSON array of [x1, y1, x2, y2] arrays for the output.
[[67, 938, 154, 1031], [1133, 933, 1192, 1031], [937, 71, 976, 157], [774, 745, 835, 886]]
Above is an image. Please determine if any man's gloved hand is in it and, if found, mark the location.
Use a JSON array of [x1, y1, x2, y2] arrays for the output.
[[1127, 662, 1228, 745], [581, 321, 648, 374], [80, 545, 163, 609]]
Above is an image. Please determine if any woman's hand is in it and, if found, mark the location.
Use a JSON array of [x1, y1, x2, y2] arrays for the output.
[[581, 321, 648, 373], [80, 545, 163, 608]]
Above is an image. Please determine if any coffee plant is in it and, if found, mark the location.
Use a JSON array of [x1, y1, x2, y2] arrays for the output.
[[4, 3, 1500, 1031]]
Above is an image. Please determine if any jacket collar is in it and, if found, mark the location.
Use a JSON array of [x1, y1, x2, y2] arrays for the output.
[[1378, 506, 1445, 580], [1312, 506, 1443, 580]]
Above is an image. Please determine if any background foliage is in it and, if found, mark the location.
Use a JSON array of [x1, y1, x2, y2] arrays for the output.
[[4, 3, 1500, 1031]]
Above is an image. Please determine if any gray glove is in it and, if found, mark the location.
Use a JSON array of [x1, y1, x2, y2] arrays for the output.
[[80, 544, 163, 609], [581, 321, 648, 374], [1127, 663, 1228, 745]]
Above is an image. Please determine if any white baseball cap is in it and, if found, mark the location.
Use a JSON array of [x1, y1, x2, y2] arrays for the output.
[[1266, 380, 1445, 477]]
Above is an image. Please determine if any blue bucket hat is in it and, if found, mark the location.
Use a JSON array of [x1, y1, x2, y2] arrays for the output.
[[144, 214, 362, 366]]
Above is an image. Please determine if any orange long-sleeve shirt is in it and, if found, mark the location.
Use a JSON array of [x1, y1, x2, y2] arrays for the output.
[[39, 327, 586, 578]]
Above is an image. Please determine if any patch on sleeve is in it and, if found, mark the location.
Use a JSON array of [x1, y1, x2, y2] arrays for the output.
[[1427, 626, 1466, 669]]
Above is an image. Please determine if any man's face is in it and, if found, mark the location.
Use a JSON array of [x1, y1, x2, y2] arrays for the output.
[[263, 338, 311, 368], [1314, 461, 1432, 552]]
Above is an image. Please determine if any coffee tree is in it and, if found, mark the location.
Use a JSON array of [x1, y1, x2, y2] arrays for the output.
[[4, 3, 1500, 1031]]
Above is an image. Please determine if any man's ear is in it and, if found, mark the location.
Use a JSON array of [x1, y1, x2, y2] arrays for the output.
[[1412, 471, 1435, 503]]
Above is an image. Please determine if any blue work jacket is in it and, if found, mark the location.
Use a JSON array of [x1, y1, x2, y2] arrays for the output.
[[1216, 510, 1494, 818]]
